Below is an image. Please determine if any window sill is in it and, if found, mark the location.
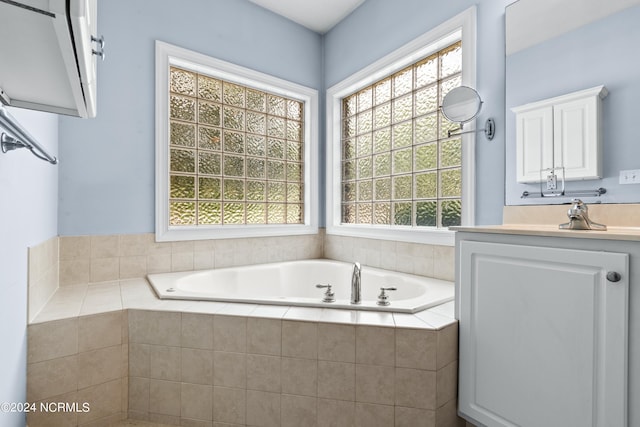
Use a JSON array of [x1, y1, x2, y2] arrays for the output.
[[325, 224, 455, 246], [156, 223, 319, 242]]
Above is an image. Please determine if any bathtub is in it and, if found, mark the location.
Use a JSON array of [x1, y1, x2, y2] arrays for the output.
[[147, 259, 453, 313]]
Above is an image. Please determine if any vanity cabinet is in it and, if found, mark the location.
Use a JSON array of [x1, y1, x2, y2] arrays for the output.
[[513, 85, 607, 183], [456, 233, 629, 427], [0, 0, 101, 118]]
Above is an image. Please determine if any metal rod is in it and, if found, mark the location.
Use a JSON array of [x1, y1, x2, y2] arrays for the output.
[[521, 187, 606, 199], [0, 106, 58, 164]]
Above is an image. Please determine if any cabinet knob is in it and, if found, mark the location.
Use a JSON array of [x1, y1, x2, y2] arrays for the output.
[[606, 271, 622, 282]]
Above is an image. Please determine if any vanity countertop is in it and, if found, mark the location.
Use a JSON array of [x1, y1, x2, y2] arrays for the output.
[[451, 224, 640, 241], [452, 203, 640, 241]]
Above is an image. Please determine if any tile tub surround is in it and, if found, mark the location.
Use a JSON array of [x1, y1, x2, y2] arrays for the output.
[[28, 236, 59, 322], [26, 310, 129, 427], [58, 232, 325, 287], [27, 277, 462, 427]]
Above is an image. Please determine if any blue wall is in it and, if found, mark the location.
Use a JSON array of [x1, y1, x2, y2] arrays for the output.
[[58, 0, 509, 235], [58, 0, 322, 235], [505, 5, 640, 205], [0, 108, 58, 427]]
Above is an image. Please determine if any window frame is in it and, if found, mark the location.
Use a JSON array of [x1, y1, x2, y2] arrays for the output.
[[155, 41, 319, 242], [325, 7, 477, 246]]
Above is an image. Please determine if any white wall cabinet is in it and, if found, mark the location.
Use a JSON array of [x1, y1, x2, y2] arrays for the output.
[[457, 239, 628, 427], [513, 86, 607, 183], [0, 0, 101, 118]]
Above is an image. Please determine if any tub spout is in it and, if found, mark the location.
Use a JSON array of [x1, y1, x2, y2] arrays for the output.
[[351, 262, 361, 305]]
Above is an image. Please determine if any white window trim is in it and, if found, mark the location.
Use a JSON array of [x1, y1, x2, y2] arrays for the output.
[[325, 6, 477, 247], [155, 41, 319, 242]]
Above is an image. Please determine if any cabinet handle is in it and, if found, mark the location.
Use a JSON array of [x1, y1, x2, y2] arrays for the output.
[[606, 271, 622, 282], [92, 49, 105, 61]]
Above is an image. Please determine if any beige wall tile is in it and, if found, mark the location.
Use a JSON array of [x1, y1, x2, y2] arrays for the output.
[[318, 323, 355, 363], [28, 318, 78, 363], [356, 326, 394, 366], [436, 361, 458, 408], [355, 364, 394, 405], [128, 376, 150, 413], [317, 398, 355, 427], [60, 258, 91, 286], [395, 406, 436, 427], [213, 351, 246, 389], [281, 357, 317, 397], [181, 419, 214, 427], [79, 311, 122, 352], [317, 360, 355, 401], [246, 318, 281, 356], [281, 394, 317, 427], [76, 378, 122, 425], [90, 257, 120, 283], [246, 354, 281, 393], [213, 315, 246, 352], [213, 386, 246, 425], [149, 379, 181, 416], [436, 399, 464, 427], [246, 390, 280, 427], [433, 245, 455, 281], [437, 323, 458, 370], [60, 236, 91, 260], [91, 235, 120, 258], [77, 345, 123, 389], [147, 253, 172, 274], [172, 252, 194, 272], [355, 402, 394, 427], [182, 348, 214, 385], [119, 256, 147, 279], [194, 251, 215, 270], [27, 390, 78, 427], [282, 321, 317, 359], [129, 343, 150, 378], [395, 367, 436, 410], [182, 383, 213, 421], [182, 313, 214, 350], [119, 233, 154, 256], [129, 310, 181, 346], [27, 355, 78, 402], [396, 328, 437, 371], [148, 413, 180, 425], [149, 345, 181, 381]]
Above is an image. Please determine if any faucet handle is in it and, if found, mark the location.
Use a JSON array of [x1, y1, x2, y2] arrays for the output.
[[316, 284, 335, 303], [377, 287, 397, 306]]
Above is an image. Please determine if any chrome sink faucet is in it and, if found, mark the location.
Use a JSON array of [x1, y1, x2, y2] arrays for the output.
[[559, 199, 607, 231], [351, 262, 361, 304]]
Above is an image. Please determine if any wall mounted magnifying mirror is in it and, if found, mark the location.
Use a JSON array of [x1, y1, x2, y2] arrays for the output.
[[441, 86, 495, 140]]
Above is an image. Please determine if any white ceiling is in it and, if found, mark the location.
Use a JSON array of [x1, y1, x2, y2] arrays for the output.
[[248, 0, 366, 34]]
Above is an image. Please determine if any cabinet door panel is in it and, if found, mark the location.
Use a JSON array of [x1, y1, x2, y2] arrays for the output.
[[553, 96, 600, 180], [458, 241, 628, 427], [515, 107, 553, 183]]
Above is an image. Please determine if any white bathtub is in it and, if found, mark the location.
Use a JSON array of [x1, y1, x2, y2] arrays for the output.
[[147, 259, 453, 313]]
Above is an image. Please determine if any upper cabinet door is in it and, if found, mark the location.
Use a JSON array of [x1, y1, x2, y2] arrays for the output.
[[515, 106, 553, 183], [553, 95, 601, 180]]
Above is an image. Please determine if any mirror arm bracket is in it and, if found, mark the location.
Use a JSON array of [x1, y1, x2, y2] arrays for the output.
[[448, 118, 495, 141]]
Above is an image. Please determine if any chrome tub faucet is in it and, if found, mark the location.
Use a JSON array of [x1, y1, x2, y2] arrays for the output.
[[351, 262, 361, 304]]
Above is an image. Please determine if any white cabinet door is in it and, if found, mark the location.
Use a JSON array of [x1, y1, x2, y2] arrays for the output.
[[553, 96, 601, 180], [515, 106, 553, 183], [458, 241, 628, 427]]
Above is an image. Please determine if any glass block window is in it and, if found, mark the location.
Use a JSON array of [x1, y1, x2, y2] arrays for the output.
[[340, 41, 462, 228], [168, 67, 305, 226]]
